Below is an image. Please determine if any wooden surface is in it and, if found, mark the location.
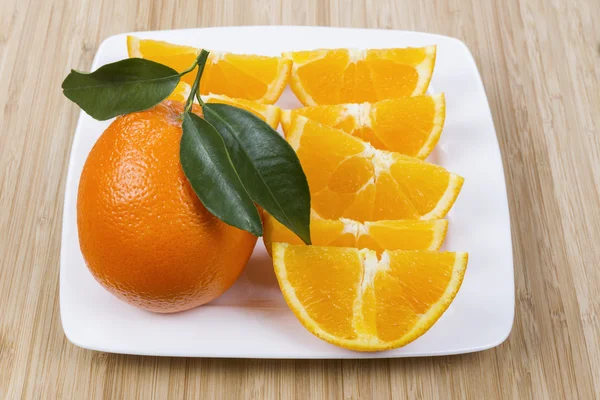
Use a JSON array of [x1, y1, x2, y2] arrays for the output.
[[1, 0, 599, 398]]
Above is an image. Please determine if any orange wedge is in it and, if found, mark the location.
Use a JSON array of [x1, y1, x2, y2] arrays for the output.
[[127, 36, 198, 79], [166, 82, 281, 129], [263, 213, 447, 255], [282, 46, 436, 105], [286, 116, 463, 221], [281, 94, 445, 159], [127, 36, 291, 104], [203, 93, 281, 129], [273, 243, 468, 351], [165, 81, 193, 103]]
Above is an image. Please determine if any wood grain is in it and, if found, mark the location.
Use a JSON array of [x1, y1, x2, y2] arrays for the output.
[[1, 0, 599, 398]]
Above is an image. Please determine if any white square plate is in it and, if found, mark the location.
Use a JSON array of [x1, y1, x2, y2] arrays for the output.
[[60, 26, 514, 358]]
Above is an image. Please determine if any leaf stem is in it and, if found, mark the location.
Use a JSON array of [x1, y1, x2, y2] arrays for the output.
[[184, 50, 209, 113], [178, 59, 199, 76], [195, 86, 204, 106]]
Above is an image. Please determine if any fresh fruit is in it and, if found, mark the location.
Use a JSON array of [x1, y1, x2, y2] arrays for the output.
[[165, 81, 193, 102], [127, 36, 291, 104], [203, 93, 281, 129], [126, 36, 198, 77], [286, 115, 463, 221], [282, 46, 436, 106], [77, 101, 258, 313], [263, 213, 447, 255], [273, 243, 467, 351], [167, 82, 281, 128], [281, 94, 445, 159]]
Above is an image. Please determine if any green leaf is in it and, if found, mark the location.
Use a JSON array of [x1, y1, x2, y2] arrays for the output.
[[62, 58, 180, 120], [203, 103, 311, 244], [180, 112, 263, 236]]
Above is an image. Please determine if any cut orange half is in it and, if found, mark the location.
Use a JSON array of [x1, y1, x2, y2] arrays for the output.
[[127, 36, 291, 104], [263, 213, 447, 255], [286, 115, 463, 221], [166, 82, 281, 129], [273, 243, 468, 351], [281, 94, 445, 159], [282, 46, 436, 105]]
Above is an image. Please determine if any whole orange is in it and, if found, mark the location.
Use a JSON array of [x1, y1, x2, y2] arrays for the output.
[[77, 101, 258, 313]]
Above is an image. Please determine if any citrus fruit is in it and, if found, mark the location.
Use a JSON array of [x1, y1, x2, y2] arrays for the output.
[[281, 94, 445, 159], [77, 101, 258, 313], [263, 213, 447, 255], [282, 46, 436, 105], [167, 82, 281, 128], [273, 243, 468, 351], [127, 36, 291, 104], [286, 115, 463, 221]]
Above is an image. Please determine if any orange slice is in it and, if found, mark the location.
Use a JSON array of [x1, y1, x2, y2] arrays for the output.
[[127, 36, 291, 104], [263, 213, 447, 255], [165, 81, 193, 103], [286, 115, 463, 221], [281, 94, 445, 159], [282, 46, 436, 105], [273, 243, 468, 351], [166, 82, 281, 129], [203, 93, 281, 129]]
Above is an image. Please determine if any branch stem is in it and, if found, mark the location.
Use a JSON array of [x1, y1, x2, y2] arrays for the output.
[[184, 50, 209, 113]]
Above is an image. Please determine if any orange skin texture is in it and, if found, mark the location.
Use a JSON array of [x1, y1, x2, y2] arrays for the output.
[[77, 101, 258, 313]]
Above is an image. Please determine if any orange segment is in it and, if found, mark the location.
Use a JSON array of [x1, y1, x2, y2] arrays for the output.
[[282, 46, 436, 105], [127, 36, 291, 104], [280, 245, 362, 339], [165, 81, 192, 103], [273, 243, 468, 351], [263, 213, 448, 255], [286, 116, 463, 221], [287, 117, 365, 193], [127, 36, 198, 75], [281, 94, 445, 159], [203, 93, 281, 129], [166, 82, 281, 129]]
